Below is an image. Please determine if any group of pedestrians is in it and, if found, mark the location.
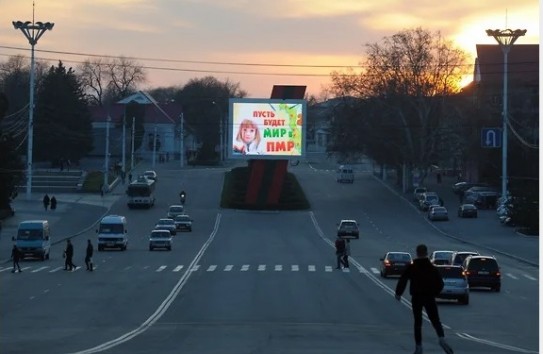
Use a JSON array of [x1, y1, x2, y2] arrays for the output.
[[10, 239, 95, 273], [42, 194, 58, 211]]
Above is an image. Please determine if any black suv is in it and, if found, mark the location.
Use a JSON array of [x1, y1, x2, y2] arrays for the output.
[[462, 256, 501, 292]]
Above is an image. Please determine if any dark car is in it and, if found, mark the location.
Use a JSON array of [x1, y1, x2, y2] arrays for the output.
[[337, 220, 359, 239], [174, 214, 193, 232], [450, 251, 480, 267], [430, 250, 454, 265], [435, 265, 470, 305], [380, 252, 412, 278], [452, 182, 490, 195], [419, 192, 440, 211], [462, 256, 501, 292], [458, 204, 478, 218], [428, 206, 449, 221]]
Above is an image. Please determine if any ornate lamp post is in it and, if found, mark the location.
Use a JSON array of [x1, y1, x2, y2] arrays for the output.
[[12, 20, 54, 200], [485, 28, 526, 200]]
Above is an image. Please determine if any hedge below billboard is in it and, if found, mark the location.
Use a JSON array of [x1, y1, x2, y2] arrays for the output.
[[229, 99, 306, 159]]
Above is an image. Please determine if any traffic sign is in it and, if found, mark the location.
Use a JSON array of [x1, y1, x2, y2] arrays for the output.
[[481, 128, 502, 148]]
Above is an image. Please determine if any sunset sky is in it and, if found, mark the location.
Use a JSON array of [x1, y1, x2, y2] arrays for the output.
[[0, 0, 539, 98]]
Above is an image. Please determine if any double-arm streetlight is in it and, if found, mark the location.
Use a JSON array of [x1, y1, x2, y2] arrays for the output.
[[12, 20, 54, 200], [486, 28, 526, 200]]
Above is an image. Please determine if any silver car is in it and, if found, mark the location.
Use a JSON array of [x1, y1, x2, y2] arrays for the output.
[[154, 218, 177, 235], [428, 206, 448, 221], [436, 265, 469, 305], [149, 230, 172, 251]]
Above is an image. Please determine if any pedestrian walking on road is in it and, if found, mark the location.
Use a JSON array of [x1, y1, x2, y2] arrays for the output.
[[335, 236, 346, 269], [64, 239, 77, 271], [43, 194, 50, 211], [85, 239, 94, 271], [395, 244, 454, 354], [11, 245, 22, 273], [436, 172, 442, 184], [50, 196, 57, 211], [342, 239, 351, 268]]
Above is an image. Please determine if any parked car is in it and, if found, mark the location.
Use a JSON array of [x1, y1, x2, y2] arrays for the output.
[[419, 192, 440, 211], [428, 206, 448, 221], [430, 250, 454, 265], [167, 205, 185, 219], [463, 186, 498, 204], [380, 252, 412, 278], [174, 214, 193, 232], [452, 182, 489, 195], [413, 187, 427, 202], [337, 219, 359, 239], [143, 170, 158, 181], [450, 251, 480, 267], [462, 255, 501, 292], [435, 265, 470, 305], [154, 218, 177, 235], [458, 204, 478, 218], [149, 230, 172, 251], [473, 191, 500, 209]]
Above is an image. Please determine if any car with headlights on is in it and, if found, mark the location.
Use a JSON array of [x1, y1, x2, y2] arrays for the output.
[[435, 265, 470, 305], [154, 218, 176, 235], [430, 250, 454, 265], [380, 252, 412, 278], [428, 206, 449, 221], [149, 230, 172, 251], [174, 214, 193, 232]]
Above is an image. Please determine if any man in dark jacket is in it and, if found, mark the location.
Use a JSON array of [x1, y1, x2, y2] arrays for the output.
[[395, 244, 453, 354], [85, 239, 94, 271], [64, 239, 77, 271], [335, 236, 346, 269], [11, 245, 22, 273]]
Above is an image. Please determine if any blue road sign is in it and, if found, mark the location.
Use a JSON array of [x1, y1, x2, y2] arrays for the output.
[[481, 128, 502, 148]]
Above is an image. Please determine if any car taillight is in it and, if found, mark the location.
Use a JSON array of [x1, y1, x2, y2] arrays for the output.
[[463, 270, 469, 276], [495, 271, 501, 277]]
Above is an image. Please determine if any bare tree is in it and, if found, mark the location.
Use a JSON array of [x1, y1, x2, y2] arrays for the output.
[[79, 58, 108, 106]]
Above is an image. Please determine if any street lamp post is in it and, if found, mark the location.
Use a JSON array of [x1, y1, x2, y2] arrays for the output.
[[212, 101, 224, 163], [12, 20, 54, 200], [486, 28, 526, 200], [179, 113, 184, 168]]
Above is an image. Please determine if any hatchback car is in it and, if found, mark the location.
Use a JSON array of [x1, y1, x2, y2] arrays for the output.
[[462, 255, 501, 292], [149, 230, 172, 251], [167, 205, 185, 219], [450, 251, 480, 267], [435, 265, 470, 305], [428, 206, 448, 221], [154, 218, 177, 235], [380, 252, 412, 278], [174, 214, 193, 232], [458, 204, 478, 218], [337, 220, 359, 239], [430, 250, 454, 265]]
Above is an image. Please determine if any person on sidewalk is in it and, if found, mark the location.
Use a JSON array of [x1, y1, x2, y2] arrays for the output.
[[11, 245, 22, 273], [43, 194, 50, 211], [85, 239, 94, 271], [50, 196, 57, 211], [342, 239, 351, 268], [395, 244, 453, 354], [335, 236, 346, 269], [63, 239, 77, 271]]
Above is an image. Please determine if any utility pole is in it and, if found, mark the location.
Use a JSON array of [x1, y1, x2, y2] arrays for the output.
[[12, 15, 54, 200], [486, 28, 526, 199], [180, 113, 184, 168], [122, 112, 126, 177], [152, 126, 157, 168], [130, 117, 135, 171], [104, 116, 111, 193]]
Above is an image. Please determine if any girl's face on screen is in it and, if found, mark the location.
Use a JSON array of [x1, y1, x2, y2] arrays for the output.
[[241, 127, 256, 143]]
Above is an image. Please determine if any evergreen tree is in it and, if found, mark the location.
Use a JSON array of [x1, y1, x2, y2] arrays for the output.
[[34, 61, 93, 165], [0, 92, 24, 210]]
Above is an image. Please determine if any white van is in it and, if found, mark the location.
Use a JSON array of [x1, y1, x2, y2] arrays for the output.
[[13, 220, 51, 260], [336, 165, 354, 183], [96, 215, 128, 251]]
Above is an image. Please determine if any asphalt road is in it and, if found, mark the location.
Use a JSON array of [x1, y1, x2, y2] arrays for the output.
[[0, 160, 539, 354]]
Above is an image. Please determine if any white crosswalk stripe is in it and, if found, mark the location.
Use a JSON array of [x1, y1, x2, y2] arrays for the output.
[[207, 265, 217, 272], [522, 274, 537, 281], [224, 265, 233, 271], [291, 265, 299, 272], [308, 265, 316, 272], [0, 267, 13, 273], [241, 265, 250, 271], [32, 266, 49, 273], [370, 267, 380, 274], [156, 266, 167, 272], [191, 265, 200, 271], [173, 265, 183, 272], [325, 266, 333, 272], [258, 265, 266, 271], [274, 265, 282, 271], [49, 266, 63, 273]]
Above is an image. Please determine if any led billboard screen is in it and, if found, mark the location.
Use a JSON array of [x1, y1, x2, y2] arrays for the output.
[[228, 98, 306, 159]]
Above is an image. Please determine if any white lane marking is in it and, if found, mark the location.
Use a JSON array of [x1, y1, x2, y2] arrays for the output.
[[342, 268, 351, 273], [70, 213, 222, 354], [207, 265, 216, 272], [506, 273, 518, 280], [370, 267, 380, 274], [274, 265, 282, 271], [143, 266, 150, 270], [0, 267, 14, 272], [32, 266, 49, 273], [20, 267, 31, 271], [49, 267, 63, 273], [191, 265, 200, 271], [324, 266, 332, 272], [522, 274, 537, 281], [310, 211, 536, 354], [156, 266, 167, 272], [241, 265, 250, 271], [224, 265, 233, 272], [43, 289, 50, 293], [173, 265, 183, 272], [124, 266, 132, 271], [291, 265, 299, 272], [258, 265, 266, 271], [308, 265, 316, 272]]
